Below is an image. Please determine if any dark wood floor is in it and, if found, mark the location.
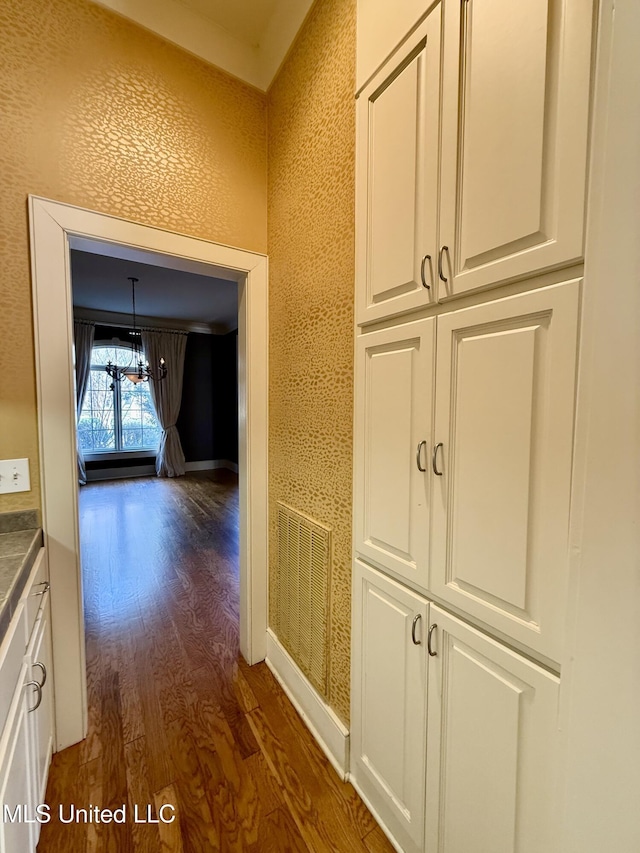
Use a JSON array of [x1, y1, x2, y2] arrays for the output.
[[37, 471, 393, 853]]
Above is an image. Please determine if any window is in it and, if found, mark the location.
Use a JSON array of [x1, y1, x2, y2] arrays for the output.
[[78, 344, 162, 454]]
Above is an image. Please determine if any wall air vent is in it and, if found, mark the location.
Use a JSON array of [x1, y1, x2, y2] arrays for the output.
[[274, 502, 331, 695]]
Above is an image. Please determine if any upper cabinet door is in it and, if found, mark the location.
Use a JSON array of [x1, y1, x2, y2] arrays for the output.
[[438, 0, 594, 299], [354, 316, 435, 590], [356, 0, 432, 91], [431, 281, 579, 663], [356, 7, 441, 325]]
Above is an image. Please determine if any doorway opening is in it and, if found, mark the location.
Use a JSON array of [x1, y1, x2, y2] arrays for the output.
[[29, 197, 268, 751]]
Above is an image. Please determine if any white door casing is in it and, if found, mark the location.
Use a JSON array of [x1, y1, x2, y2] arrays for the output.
[[29, 196, 268, 750]]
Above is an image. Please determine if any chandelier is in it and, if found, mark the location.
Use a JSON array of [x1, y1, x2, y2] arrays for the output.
[[105, 277, 167, 385]]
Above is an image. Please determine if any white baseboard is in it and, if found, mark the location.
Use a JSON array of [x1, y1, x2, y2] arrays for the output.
[[185, 459, 239, 473], [265, 628, 350, 780]]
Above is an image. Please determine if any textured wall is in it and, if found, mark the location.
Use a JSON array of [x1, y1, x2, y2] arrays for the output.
[[267, 0, 356, 723], [0, 0, 266, 511]]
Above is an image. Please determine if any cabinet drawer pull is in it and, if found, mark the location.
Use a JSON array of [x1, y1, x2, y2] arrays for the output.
[[428, 623, 438, 657], [438, 246, 449, 283], [33, 580, 50, 597], [432, 442, 444, 476], [416, 440, 427, 472], [411, 614, 422, 645], [420, 254, 431, 289], [33, 661, 47, 688], [27, 680, 43, 713]]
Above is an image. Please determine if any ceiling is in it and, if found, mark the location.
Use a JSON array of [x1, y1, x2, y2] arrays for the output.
[[178, 0, 279, 46], [91, 0, 315, 90], [71, 249, 239, 334]]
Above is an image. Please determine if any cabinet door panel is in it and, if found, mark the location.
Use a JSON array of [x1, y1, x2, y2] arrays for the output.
[[355, 317, 435, 589], [431, 282, 579, 662], [439, 0, 594, 298], [0, 666, 36, 853], [356, 0, 429, 90], [27, 605, 54, 810], [356, 8, 441, 324], [351, 560, 428, 853], [426, 607, 560, 853]]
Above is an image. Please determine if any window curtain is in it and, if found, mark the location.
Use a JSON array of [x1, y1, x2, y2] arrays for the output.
[[141, 328, 188, 478], [74, 320, 95, 485]]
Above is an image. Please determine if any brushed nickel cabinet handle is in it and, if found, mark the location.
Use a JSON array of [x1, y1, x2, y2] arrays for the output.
[[428, 624, 438, 656], [416, 440, 427, 472], [432, 442, 444, 476], [33, 661, 47, 688], [438, 246, 449, 283], [420, 254, 432, 289], [411, 614, 422, 645], [27, 680, 42, 712]]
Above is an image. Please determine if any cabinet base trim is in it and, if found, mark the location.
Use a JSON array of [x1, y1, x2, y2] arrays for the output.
[[347, 774, 405, 853], [265, 629, 350, 779]]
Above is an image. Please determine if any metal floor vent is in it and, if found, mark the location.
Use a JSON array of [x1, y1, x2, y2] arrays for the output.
[[274, 502, 331, 695]]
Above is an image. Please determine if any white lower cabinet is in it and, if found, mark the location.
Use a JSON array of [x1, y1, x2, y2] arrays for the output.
[[425, 606, 560, 853], [0, 660, 35, 852], [27, 606, 54, 811], [0, 550, 54, 853], [351, 565, 561, 853], [351, 560, 429, 853]]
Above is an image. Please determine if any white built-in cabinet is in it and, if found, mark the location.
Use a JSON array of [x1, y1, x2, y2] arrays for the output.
[[356, 7, 441, 323], [0, 550, 54, 853], [354, 317, 435, 589], [424, 606, 561, 853], [356, 0, 593, 324], [351, 562, 562, 853], [355, 280, 580, 664], [352, 1, 594, 850], [351, 560, 429, 853]]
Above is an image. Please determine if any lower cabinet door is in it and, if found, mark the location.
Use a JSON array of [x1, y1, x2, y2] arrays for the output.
[[0, 664, 37, 853], [425, 606, 561, 853], [351, 560, 429, 853], [27, 604, 54, 815]]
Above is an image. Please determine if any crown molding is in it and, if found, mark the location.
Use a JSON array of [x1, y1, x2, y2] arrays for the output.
[[73, 306, 234, 335]]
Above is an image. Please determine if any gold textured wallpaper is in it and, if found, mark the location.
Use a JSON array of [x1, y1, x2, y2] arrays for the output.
[[0, 0, 267, 511], [268, 0, 356, 723]]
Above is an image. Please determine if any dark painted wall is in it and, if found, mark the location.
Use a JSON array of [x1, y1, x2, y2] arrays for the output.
[[84, 325, 238, 471]]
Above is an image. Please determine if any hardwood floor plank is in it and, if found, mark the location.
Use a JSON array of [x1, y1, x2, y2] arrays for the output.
[[258, 806, 311, 853], [154, 785, 184, 853], [124, 738, 161, 853], [167, 726, 222, 853], [242, 751, 284, 815], [243, 661, 377, 839], [36, 744, 86, 853], [363, 825, 398, 853], [247, 705, 373, 853], [37, 473, 387, 853], [99, 668, 134, 853]]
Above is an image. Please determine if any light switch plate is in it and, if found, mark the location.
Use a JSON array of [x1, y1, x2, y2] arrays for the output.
[[0, 458, 31, 494]]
